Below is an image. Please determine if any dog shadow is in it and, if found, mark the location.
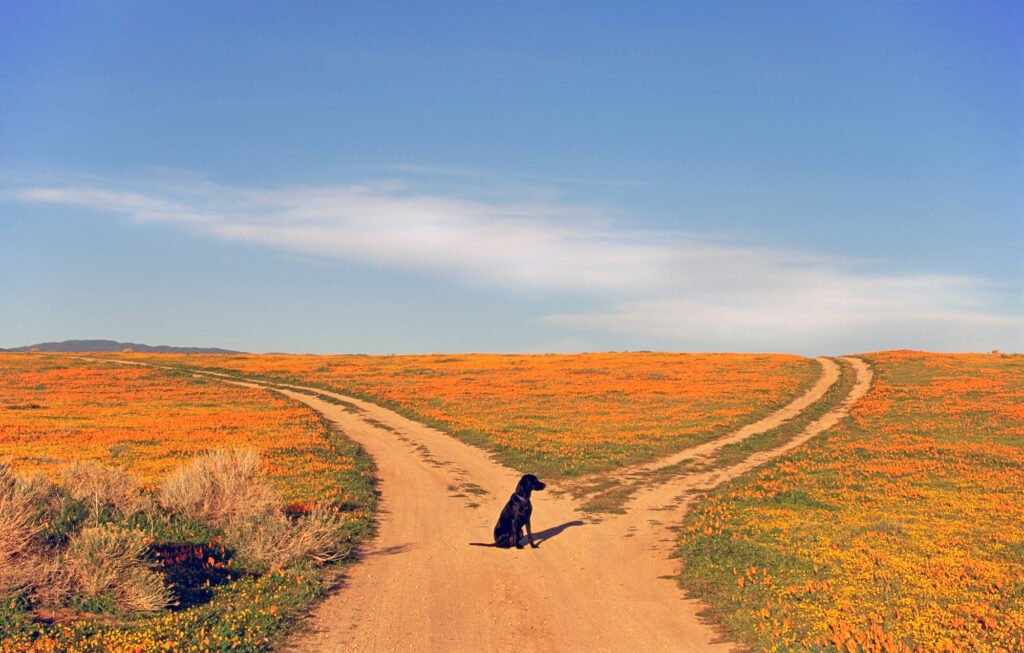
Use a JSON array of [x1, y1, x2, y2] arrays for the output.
[[468, 520, 586, 548], [531, 520, 586, 546]]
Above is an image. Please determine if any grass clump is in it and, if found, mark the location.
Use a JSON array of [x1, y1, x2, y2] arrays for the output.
[[65, 525, 171, 615], [65, 460, 152, 522], [0, 463, 50, 601], [158, 449, 277, 528], [228, 503, 353, 572]]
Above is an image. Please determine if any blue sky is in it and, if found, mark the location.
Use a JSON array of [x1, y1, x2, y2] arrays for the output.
[[1, 1, 1021, 354]]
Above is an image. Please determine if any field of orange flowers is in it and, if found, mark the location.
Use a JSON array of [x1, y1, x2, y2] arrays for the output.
[[677, 351, 1024, 652], [0, 353, 377, 652], [108, 352, 820, 475], [0, 353, 351, 502]]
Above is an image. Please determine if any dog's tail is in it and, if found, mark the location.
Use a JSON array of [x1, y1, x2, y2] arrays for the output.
[[468, 542, 497, 547]]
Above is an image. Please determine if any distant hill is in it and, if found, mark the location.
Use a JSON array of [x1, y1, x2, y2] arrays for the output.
[[1, 339, 243, 354]]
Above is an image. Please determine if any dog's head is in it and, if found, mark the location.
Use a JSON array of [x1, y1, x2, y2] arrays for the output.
[[517, 474, 546, 494]]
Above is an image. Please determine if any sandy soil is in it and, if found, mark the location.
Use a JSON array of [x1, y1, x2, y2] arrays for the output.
[[88, 355, 870, 651]]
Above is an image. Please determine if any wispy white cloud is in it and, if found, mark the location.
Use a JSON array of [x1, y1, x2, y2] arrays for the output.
[[4, 175, 1021, 353]]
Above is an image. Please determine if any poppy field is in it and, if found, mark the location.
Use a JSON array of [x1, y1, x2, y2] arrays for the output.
[[107, 351, 821, 475], [677, 351, 1024, 652], [0, 354, 350, 502], [4, 349, 1020, 651], [0, 354, 377, 652]]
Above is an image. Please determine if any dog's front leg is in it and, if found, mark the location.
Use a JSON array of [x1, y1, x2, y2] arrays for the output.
[[513, 519, 525, 549], [525, 519, 538, 548]]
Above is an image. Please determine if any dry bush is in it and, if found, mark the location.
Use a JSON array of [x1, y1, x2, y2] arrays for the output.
[[289, 504, 353, 565], [224, 512, 291, 571], [29, 558, 74, 608], [161, 451, 351, 570], [158, 450, 277, 528], [0, 461, 59, 601], [15, 471, 60, 508], [65, 525, 171, 614], [0, 488, 46, 599], [0, 460, 14, 495], [226, 504, 351, 572], [64, 460, 152, 520]]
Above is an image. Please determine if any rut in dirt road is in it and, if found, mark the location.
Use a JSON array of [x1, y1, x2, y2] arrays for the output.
[[562, 357, 842, 510], [624, 356, 841, 476]]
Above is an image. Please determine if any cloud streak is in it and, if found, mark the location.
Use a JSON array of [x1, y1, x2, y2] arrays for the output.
[[5, 176, 1022, 353]]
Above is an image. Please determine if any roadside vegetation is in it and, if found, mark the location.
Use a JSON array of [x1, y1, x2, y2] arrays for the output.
[[99, 351, 821, 476], [0, 355, 376, 652], [676, 351, 1024, 652]]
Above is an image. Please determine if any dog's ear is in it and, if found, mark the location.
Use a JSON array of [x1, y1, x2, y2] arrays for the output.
[[516, 475, 530, 493]]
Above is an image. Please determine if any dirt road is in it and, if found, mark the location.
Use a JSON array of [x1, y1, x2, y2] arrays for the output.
[[267, 357, 870, 652], [91, 355, 870, 651], [625, 357, 839, 475]]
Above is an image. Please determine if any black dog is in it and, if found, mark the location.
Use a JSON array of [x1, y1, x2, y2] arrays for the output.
[[493, 474, 546, 549]]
